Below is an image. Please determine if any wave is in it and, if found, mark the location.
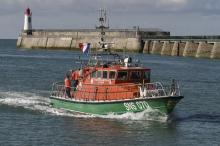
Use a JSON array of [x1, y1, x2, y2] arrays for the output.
[[0, 91, 167, 121], [0, 91, 75, 116], [96, 108, 168, 122], [170, 113, 220, 124]]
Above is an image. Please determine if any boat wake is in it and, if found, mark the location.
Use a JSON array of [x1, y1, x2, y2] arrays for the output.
[[0, 91, 74, 116], [0, 91, 167, 121], [98, 109, 168, 122]]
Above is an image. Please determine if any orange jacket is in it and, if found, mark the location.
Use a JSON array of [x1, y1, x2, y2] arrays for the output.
[[72, 71, 79, 80], [64, 77, 71, 88]]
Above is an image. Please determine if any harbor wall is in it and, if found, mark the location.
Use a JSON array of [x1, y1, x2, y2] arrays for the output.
[[143, 39, 220, 59], [17, 29, 169, 52], [17, 29, 220, 59]]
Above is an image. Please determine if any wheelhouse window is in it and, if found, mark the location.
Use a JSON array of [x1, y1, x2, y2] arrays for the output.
[[97, 71, 102, 78], [143, 71, 150, 80], [109, 71, 116, 79], [103, 71, 108, 79], [130, 71, 141, 80], [91, 71, 96, 78], [117, 71, 128, 80]]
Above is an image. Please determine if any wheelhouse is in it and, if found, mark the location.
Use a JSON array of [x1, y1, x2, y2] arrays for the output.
[[83, 66, 151, 85]]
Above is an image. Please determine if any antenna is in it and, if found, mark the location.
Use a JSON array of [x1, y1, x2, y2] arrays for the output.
[[96, 8, 111, 52]]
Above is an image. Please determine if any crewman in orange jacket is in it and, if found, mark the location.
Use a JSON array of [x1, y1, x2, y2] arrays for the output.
[[71, 69, 80, 88], [64, 75, 71, 98]]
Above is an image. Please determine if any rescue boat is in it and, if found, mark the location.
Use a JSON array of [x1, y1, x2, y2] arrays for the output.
[[50, 52, 183, 115], [50, 9, 184, 116]]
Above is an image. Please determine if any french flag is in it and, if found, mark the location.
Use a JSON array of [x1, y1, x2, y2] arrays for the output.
[[79, 43, 91, 54]]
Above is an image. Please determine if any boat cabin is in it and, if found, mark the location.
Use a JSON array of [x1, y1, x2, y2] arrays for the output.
[[82, 66, 151, 85], [68, 53, 152, 101]]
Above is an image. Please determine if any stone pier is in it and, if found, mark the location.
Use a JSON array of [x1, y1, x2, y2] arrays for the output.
[[183, 41, 199, 57], [17, 29, 170, 52], [143, 40, 153, 54], [151, 41, 163, 54], [46, 37, 72, 49], [161, 41, 173, 56], [196, 42, 213, 58], [17, 29, 220, 59], [171, 41, 185, 56], [211, 42, 220, 59]]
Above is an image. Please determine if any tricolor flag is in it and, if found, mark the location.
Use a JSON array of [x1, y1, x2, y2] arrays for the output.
[[79, 43, 91, 54]]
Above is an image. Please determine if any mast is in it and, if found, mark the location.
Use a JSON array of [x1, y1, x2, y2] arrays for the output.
[[97, 8, 110, 52]]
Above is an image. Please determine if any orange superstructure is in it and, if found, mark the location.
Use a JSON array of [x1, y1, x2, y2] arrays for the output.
[[69, 57, 151, 101]]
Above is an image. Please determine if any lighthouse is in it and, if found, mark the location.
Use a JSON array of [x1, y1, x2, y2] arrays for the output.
[[24, 8, 32, 35]]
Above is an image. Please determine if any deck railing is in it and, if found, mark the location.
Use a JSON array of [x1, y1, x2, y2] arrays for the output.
[[51, 81, 180, 101]]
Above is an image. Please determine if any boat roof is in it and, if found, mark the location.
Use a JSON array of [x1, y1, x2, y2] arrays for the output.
[[85, 52, 150, 71], [94, 66, 150, 71]]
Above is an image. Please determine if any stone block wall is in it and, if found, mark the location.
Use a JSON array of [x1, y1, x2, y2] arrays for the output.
[[143, 40, 220, 59]]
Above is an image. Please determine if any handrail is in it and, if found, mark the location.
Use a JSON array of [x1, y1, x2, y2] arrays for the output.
[[51, 81, 181, 101]]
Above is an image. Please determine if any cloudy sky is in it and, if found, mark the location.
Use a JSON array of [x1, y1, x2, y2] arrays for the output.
[[1, 0, 220, 38]]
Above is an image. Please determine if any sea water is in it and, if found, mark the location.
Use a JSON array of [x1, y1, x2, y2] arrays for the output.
[[0, 39, 219, 146]]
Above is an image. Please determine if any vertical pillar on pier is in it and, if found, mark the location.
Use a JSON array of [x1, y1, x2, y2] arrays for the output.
[[161, 41, 173, 56], [171, 41, 185, 56], [196, 41, 213, 58], [16, 37, 23, 47], [183, 41, 199, 57], [143, 40, 152, 54], [211, 42, 220, 59], [151, 40, 163, 55]]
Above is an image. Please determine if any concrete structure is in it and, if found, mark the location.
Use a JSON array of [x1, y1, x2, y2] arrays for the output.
[[161, 41, 174, 56], [17, 31, 220, 59], [17, 8, 220, 59], [183, 41, 198, 57], [196, 41, 213, 58], [17, 29, 170, 52], [142, 37, 220, 59], [211, 42, 220, 59], [151, 41, 163, 55]]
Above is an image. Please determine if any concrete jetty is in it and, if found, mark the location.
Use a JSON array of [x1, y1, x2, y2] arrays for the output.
[[17, 29, 169, 52], [17, 30, 220, 59], [142, 37, 220, 59], [17, 7, 220, 59]]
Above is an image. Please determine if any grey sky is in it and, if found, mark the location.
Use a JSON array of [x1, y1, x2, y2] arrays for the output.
[[1, 0, 220, 38]]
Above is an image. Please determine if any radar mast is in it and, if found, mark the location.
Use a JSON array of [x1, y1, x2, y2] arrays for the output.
[[96, 8, 111, 52]]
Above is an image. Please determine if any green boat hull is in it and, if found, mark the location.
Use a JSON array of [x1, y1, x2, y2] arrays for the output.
[[50, 96, 183, 115]]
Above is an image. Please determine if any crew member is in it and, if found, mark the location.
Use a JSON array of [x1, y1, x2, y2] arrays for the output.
[[170, 79, 176, 96], [64, 75, 71, 98], [71, 70, 79, 89]]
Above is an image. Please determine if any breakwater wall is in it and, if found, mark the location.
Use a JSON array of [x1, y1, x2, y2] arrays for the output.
[[17, 29, 220, 59], [17, 29, 169, 52], [143, 36, 220, 59]]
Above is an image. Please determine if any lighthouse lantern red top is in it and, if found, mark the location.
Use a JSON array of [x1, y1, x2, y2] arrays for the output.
[[25, 8, 31, 15]]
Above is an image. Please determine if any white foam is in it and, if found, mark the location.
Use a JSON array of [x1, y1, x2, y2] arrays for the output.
[[0, 91, 94, 118], [97, 108, 168, 122], [0, 91, 168, 121], [0, 91, 50, 111]]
